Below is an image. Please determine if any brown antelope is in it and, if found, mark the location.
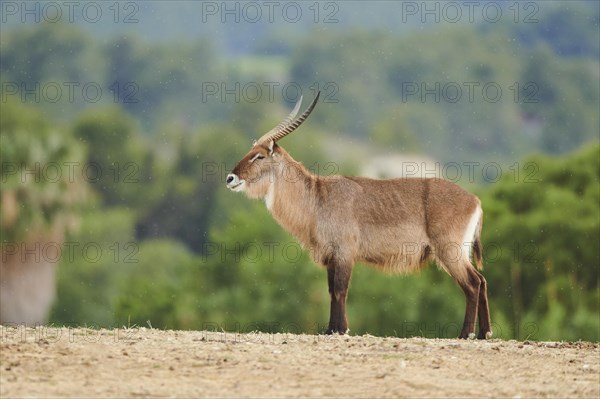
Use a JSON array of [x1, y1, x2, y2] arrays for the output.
[[226, 92, 492, 339]]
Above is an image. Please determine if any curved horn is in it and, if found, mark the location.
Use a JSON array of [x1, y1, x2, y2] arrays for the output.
[[256, 91, 321, 146], [259, 95, 303, 141]]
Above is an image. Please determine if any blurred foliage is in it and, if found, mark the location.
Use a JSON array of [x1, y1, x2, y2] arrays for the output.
[[51, 208, 136, 326], [2, 7, 598, 162], [114, 239, 196, 329], [289, 26, 598, 162], [71, 107, 146, 208], [1, 2, 598, 341], [480, 143, 600, 341], [0, 100, 88, 243]]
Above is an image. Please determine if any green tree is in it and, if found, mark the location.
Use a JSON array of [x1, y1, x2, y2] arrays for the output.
[[114, 239, 196, 329], [135, 124, 247, 253], [71, 106, 146, 208], [480, 142, 599, 341], [0, 23, 101, 88], [0, 100, 88, 244], [519, 46, 599, 154], [1, 100, 88, 324], [50, 208, 137, 327]]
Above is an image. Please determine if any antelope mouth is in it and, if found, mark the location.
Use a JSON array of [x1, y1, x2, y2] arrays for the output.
[[228, 181, 245, 191]]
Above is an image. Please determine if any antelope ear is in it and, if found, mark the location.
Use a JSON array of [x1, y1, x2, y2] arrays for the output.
[[267, 140, 274, 156]]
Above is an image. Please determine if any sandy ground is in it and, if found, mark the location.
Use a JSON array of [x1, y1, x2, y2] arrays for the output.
[[0, 326, 598, 398]]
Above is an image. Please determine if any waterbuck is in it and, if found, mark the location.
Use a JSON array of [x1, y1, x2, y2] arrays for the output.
[[226, 92, 492, 339]]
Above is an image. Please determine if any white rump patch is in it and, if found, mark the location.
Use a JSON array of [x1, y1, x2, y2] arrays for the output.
[[462, 206, 481, 261], [265, 181, 275, 210]]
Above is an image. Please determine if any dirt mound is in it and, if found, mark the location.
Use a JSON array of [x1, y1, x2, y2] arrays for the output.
[[1, 326, 598, 398]]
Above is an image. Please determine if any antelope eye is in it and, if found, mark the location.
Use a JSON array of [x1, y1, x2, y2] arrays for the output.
[[249, 153, 266, 163]]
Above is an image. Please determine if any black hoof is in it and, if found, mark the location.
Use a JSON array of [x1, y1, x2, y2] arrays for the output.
[[458, 332, 475, 339], [325, 327, 347, 335]]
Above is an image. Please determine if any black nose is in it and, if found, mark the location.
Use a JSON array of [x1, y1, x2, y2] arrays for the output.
[[226, 175, 234, 184]]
